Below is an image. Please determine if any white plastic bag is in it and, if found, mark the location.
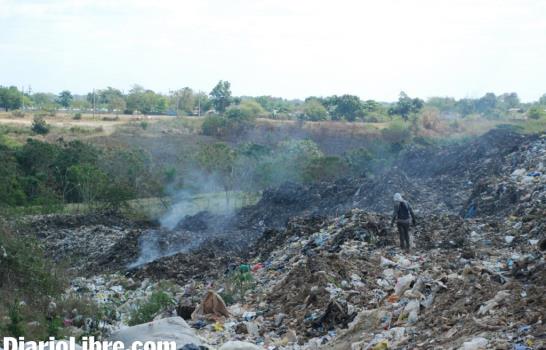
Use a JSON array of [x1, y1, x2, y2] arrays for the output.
[[394, 274, 414, 296]]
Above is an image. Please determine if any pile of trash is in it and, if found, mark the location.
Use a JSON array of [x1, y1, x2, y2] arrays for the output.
[[462, 135, 546, 219], [15, 129, 546, 349], [57, 205, 544, 349]]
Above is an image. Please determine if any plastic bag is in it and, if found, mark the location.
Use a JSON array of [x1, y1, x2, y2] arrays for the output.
[[394, 274, 414, 296]]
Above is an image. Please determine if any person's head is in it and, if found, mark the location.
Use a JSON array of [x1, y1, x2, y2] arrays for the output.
[[393, 193, 403, 202]]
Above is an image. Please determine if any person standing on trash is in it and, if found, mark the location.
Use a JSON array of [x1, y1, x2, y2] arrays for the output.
[[391, 193, 417, 251]]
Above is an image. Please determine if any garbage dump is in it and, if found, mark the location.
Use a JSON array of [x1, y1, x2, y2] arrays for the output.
[[13, 130, 545, 349]]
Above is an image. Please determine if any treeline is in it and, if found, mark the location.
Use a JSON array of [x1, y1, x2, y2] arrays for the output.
[[0, 139, 162, 211], [2, 82, 546, 121], [0, 137, 382, 212]]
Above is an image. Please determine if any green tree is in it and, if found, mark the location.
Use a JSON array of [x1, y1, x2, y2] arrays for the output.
[[53, 140, 100, 202], [333, 94, 364, 121], [126, 85, 168, 115], [31, 93, 56, 110], [16, 139, 60, 204], [195, 91, 212, 115], [170, 87, 196, 115], [476, 92, 497, 114], [0, 86, 23, 111], [255, 96, 294, 115], [426, 97, 457, 113], [109, 95, 126, 115], [202, 115, 228, 137], [301, 99, 328, 121], [0, 145, 26, 206], [345, 148, 374, 175], [498, 92, 519, 109], [388, 92, 424, 121], [268, 139, 324, 183], [71, 98, 91, 111], [381, 120, 412, 147], [239, 99, 266, 117], [201, 103, 259, 137], [87, 87, 126, 112], [67, 164, 107, 205], [528, 106, 546, 120], [539, 93, 546, 106], [301, 98, 328, 121], [197, 142, 237, 201], [210, 80, 232, 113], [303, 156, 348, 182], [455, 98, 476, 117], [56, 90, 73, 108]]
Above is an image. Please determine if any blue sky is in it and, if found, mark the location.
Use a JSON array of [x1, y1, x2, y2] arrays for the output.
[[1, 0, 545, 101]]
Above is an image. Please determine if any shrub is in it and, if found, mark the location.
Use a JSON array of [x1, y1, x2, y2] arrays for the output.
[[31, 116, 50, 135], [345, 148, 374, 175], [225, 105, 255, 123], [420, 107, 442, 131], [0, 223, 102, 339], [3, 302, 25, 337], [70, 126, 93, 134], [300, 99, 329, 121], [239, 100, 267, 118], [202, 115, 228, 137], [73, 113, 82, 120], [413, 136, 434, 146], [140, 121, 149, 130], [221, 269, 255, 304], [128, 291, 174, 326], [448, 119, 464, 132], [528, 106, 546, 120], [303, 156, 348, 182], [11, 110, 25, 118], [381, 120, 411, 144]]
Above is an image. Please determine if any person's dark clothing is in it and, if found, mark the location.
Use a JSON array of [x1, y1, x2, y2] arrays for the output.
[[391, 200, 416, 250], [397, 222, 410, 250], [391, 200, 416, 225]]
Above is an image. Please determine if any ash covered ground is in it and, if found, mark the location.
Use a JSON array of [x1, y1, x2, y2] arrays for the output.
[[17, 129, 546, 349]]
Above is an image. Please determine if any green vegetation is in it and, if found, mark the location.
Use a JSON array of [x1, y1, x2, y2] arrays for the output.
[[0, 138, 161, 213], [128, 291, 175, 326], [0, 224, 102, 340], [56, 90, 73, 108], [1, 81, 545, 220], [221, 268, 256, 304], [210, 80, 233, 113], [31, 115, 50, 135], [388, 92, 424, 121], [381, 120, 412, 144], [301, 99, 328, 121], [125, 85, 168, 115], [528, 106, 546, 120], [0, 86, 23, 111], [3, 80, 543, 125]]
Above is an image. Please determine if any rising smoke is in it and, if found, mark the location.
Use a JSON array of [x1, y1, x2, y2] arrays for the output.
[[128, 171, 239, 268]]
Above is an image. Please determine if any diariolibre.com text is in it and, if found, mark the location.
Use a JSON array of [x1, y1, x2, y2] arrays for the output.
[[3, 337, 177, 350]]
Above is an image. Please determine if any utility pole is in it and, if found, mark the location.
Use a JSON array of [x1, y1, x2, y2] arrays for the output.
[[21, 85, 24, 110], [198, 90, 201, 117], [177, 94, 181, 117]]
